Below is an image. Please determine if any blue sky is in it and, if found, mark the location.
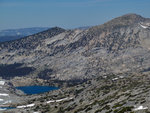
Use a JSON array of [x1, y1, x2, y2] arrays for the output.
[[0, 0, 150, 30]]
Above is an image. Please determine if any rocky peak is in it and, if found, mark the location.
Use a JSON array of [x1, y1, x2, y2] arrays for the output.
[[42, 27, 66, 35], [116, 13, 144, 22], [91, 14, 145, 32], [108, 13, 145, 26]]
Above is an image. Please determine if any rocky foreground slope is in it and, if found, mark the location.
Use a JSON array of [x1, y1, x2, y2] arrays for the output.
[[6, 72, 150, 113]]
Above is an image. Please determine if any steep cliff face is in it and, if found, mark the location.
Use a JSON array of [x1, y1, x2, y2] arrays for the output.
[[0, 14, 150, 81]]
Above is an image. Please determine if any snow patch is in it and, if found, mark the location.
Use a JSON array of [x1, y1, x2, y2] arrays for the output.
[[46, 100, 55, 103], [56, 97, 69, 102], [46, 97, 73, 103], [103, 76, 107, 78], [119, 76, 124, 79], [0, 93, 9, 96], [0, 99, 4, 101], [0, 81, 5, 85], [112, 77, 118, 81], [26, 104, 35, 107], [2, 100, 12, 104], [17, 105, 26, 108], [139, 24, 148, 29], [17, 103, 35, 109], [133, 106, 148, 111]]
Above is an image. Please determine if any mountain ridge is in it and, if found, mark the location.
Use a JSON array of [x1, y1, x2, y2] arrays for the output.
[[0, 13, 150, 83], [0, 27, 50, 42], [0, 27, 66, 50]]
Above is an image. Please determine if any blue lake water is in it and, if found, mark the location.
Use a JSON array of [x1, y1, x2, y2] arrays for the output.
[[0, 107, 16, 110], [16, 86, 59, 95]]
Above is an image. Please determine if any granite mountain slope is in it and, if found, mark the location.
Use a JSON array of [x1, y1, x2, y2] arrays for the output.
[[0, 14, 150, 84]]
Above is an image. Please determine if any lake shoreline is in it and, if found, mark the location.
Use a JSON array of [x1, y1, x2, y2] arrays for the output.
[[16, 86, 59, 95]]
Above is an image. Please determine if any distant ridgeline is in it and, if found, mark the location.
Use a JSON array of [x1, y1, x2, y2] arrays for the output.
[[0, 27, 49, 42]]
